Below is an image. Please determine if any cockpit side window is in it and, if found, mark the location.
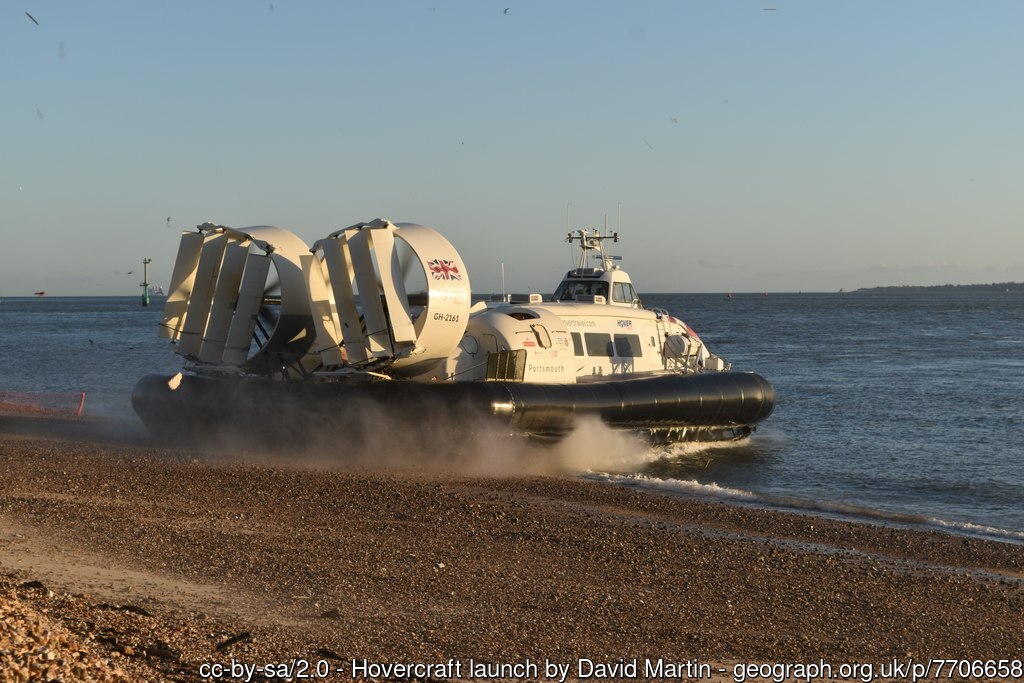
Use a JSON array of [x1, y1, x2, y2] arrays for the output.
[[612, 282, 637, 304], [557, 281, 583, 300]]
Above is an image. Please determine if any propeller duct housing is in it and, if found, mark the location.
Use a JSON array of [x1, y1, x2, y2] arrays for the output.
[[159, 219, 471, 379]]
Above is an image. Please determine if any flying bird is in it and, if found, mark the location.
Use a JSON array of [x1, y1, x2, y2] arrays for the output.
[[503, 7, 510, 14], [25, 11, 39, 25], [642, 138, 654, 151], [166, 216, 171, 226]]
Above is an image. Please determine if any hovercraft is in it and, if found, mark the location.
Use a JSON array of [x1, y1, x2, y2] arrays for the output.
[[132, 219, 774, 446]]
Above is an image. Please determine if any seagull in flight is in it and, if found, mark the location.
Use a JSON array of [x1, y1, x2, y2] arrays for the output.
[[503, 7, 510, 14], [25, 11, 40, 26]]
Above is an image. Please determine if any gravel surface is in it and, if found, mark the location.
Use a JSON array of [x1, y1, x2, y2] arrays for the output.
[[0, 424, 1022, 681]]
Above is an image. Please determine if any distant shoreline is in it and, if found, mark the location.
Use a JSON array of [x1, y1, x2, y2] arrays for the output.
[[858, 281, 1024, 292], [4, 284, 1023, 299]]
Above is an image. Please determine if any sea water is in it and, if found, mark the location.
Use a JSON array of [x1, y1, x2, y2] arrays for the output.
[[636, 290, 1024, 540], [0, 292, 1021, 538]]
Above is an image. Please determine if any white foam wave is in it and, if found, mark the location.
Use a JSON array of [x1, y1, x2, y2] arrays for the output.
[[657, 438, 749, 459], [581, 471, 758, 500], [581, 472, 1024, 545], [926, 517, 1024, 543]]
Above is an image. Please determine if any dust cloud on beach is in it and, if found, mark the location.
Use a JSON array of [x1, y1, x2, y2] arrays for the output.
[[185, 402, 661, 480]]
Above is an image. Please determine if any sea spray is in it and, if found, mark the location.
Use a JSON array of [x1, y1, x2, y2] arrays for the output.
[[548, 416, 653, 474]]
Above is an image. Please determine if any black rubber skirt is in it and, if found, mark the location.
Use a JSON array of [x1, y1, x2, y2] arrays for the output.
[[132, 371, 775, 445]]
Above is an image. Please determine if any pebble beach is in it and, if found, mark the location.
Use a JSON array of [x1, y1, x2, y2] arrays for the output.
[[1, 418, 1022, 682]]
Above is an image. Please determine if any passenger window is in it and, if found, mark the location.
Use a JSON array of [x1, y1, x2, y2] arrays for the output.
[[571, 332, 585, 356], [584, 332, 613, 357], [614, 334, 643, 357]]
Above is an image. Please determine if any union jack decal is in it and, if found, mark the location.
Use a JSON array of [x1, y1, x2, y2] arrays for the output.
[[427, 258, 462, 281]]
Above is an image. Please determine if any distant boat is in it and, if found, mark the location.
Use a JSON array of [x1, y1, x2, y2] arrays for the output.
[[34, 291, 45, 296]]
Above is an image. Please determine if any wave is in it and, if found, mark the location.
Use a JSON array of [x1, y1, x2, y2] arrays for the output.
[[582, 471, 759, 501], [580, 471, 1024, 545], [926, 517, 1024, 543]]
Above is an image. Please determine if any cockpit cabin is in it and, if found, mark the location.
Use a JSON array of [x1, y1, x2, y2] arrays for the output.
[[552, 267, 641, 308]]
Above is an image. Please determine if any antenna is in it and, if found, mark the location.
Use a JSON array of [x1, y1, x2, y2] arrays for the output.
[[566, 203, 572, 265], [141, 257, 152, 307]]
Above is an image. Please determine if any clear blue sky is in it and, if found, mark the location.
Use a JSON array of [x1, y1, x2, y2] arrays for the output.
[[4, 1, 1023, 295]]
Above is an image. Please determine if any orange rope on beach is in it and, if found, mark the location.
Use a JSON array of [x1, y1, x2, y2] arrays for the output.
[[0, 391, 86, 418]]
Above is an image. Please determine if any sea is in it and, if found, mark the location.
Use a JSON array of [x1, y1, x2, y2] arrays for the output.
[[1, 291, 1022, 543]]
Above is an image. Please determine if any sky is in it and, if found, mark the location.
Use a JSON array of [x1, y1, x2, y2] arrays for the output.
[[4, 1, 1024, 295]]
